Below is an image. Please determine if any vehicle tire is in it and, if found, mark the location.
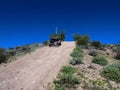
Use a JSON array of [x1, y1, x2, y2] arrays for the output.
[[49, 44, 51, 47], [59, 43, 61, 46]]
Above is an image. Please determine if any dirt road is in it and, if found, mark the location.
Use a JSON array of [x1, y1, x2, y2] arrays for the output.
[[0, 42, 75, 90]]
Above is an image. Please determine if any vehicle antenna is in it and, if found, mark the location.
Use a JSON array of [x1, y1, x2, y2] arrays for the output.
[[56, 27, 58, 34]]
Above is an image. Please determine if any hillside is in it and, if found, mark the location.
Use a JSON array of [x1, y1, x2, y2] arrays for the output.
[[53, 44, 120, 90], [0, 42, 75, 90]]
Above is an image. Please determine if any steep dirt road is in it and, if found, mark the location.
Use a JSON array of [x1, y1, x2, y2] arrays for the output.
[[0, 42, 75, 90]]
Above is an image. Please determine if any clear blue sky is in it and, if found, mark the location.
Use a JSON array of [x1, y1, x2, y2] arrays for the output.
[[0, 0, 120, 48]]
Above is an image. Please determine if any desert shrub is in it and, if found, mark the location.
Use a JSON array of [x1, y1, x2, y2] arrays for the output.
[[43, 41, 48, 46], [82, 78, 115, 90], [71, 50, 83, 59], [70, 47, 83, 59], [8, 48, 14, 50], [89, 50, 97, 56], [0, 48, 7, 63], [60, 66, 77, 75], [70, 59, 76, 65], [91, 41, 101, 49], [74, 34, 90, 46], [54, 86, 65, 90], [110, 62, 120, 68], [70, 57, 83, 65], [15, 44, 41, 55], [0, 54, 7, 63], [54, 66, 80, 89], [76, 35, 90, 46], [54, 74, 80, 89], [83, 84, 104, 90], [7, 50, 16, 57], [101, 63, 120, 83], [114, 44, 120, 59], [21, 46, 30, 51], [92, 56, 108, 66], [74, 46, 83, 52], [70, 46, 83, 65], [0, 44, 42, 64], [15, 46, 21, 50], [22, 46, 31, 53]]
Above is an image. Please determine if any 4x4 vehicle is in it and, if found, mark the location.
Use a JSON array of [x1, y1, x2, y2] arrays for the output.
[[49, 36, 61, 47]]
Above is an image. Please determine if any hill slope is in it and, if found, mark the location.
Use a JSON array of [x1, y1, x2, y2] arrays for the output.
[[0, 42, 75, 90]]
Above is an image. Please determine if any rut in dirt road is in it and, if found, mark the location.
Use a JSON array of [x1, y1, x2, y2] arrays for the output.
[[0, 42, 75, 90]]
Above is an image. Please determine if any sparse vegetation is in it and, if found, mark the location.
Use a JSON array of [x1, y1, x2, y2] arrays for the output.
[[50, 37, 120, 90], [92, 56, 108, 66], [83, 80, 105, 90], [89, 50, 97, 56], [60, 66, 77, 75], [101, 63, 120, 83], [54, 66, 80, 90], [0, 43, 43, 64], [70, 46, 83, 65]]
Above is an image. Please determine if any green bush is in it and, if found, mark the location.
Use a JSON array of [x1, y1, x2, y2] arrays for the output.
[[54, 74, 80, 89], [60, 66, 77, 75], [71, 50, 83, 59], [70, 57, 83, 65], [54, 86, 65, 90], [70, 46, 83, 65], [71, 47, 83, 56], [70, 59, 76, 65], [92, 56, 108, 66], [114, 44, 120, 59], [0, 48, 7, 63], [74, 46, 83, 52], [89, 50, 97, 56], [54, 65, 80, 90], [7, 50, 16, 57], [91, 41, 101, 49], [0, 54, 7, 63], [76, 35, 90, 46], [84, 84, 104, 90], [74, 34, 90, 46], [101, 63, 120, 83]]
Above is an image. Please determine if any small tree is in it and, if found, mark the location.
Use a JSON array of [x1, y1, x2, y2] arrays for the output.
[[75, 34, 90, 46]]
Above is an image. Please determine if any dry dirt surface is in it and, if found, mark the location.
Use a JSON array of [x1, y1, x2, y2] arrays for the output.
[[0, 42, 75, 90]]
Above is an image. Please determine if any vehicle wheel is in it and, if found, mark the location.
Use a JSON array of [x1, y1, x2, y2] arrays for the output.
[[49, 44, 51, 47], [59, 43, 61, 46]]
